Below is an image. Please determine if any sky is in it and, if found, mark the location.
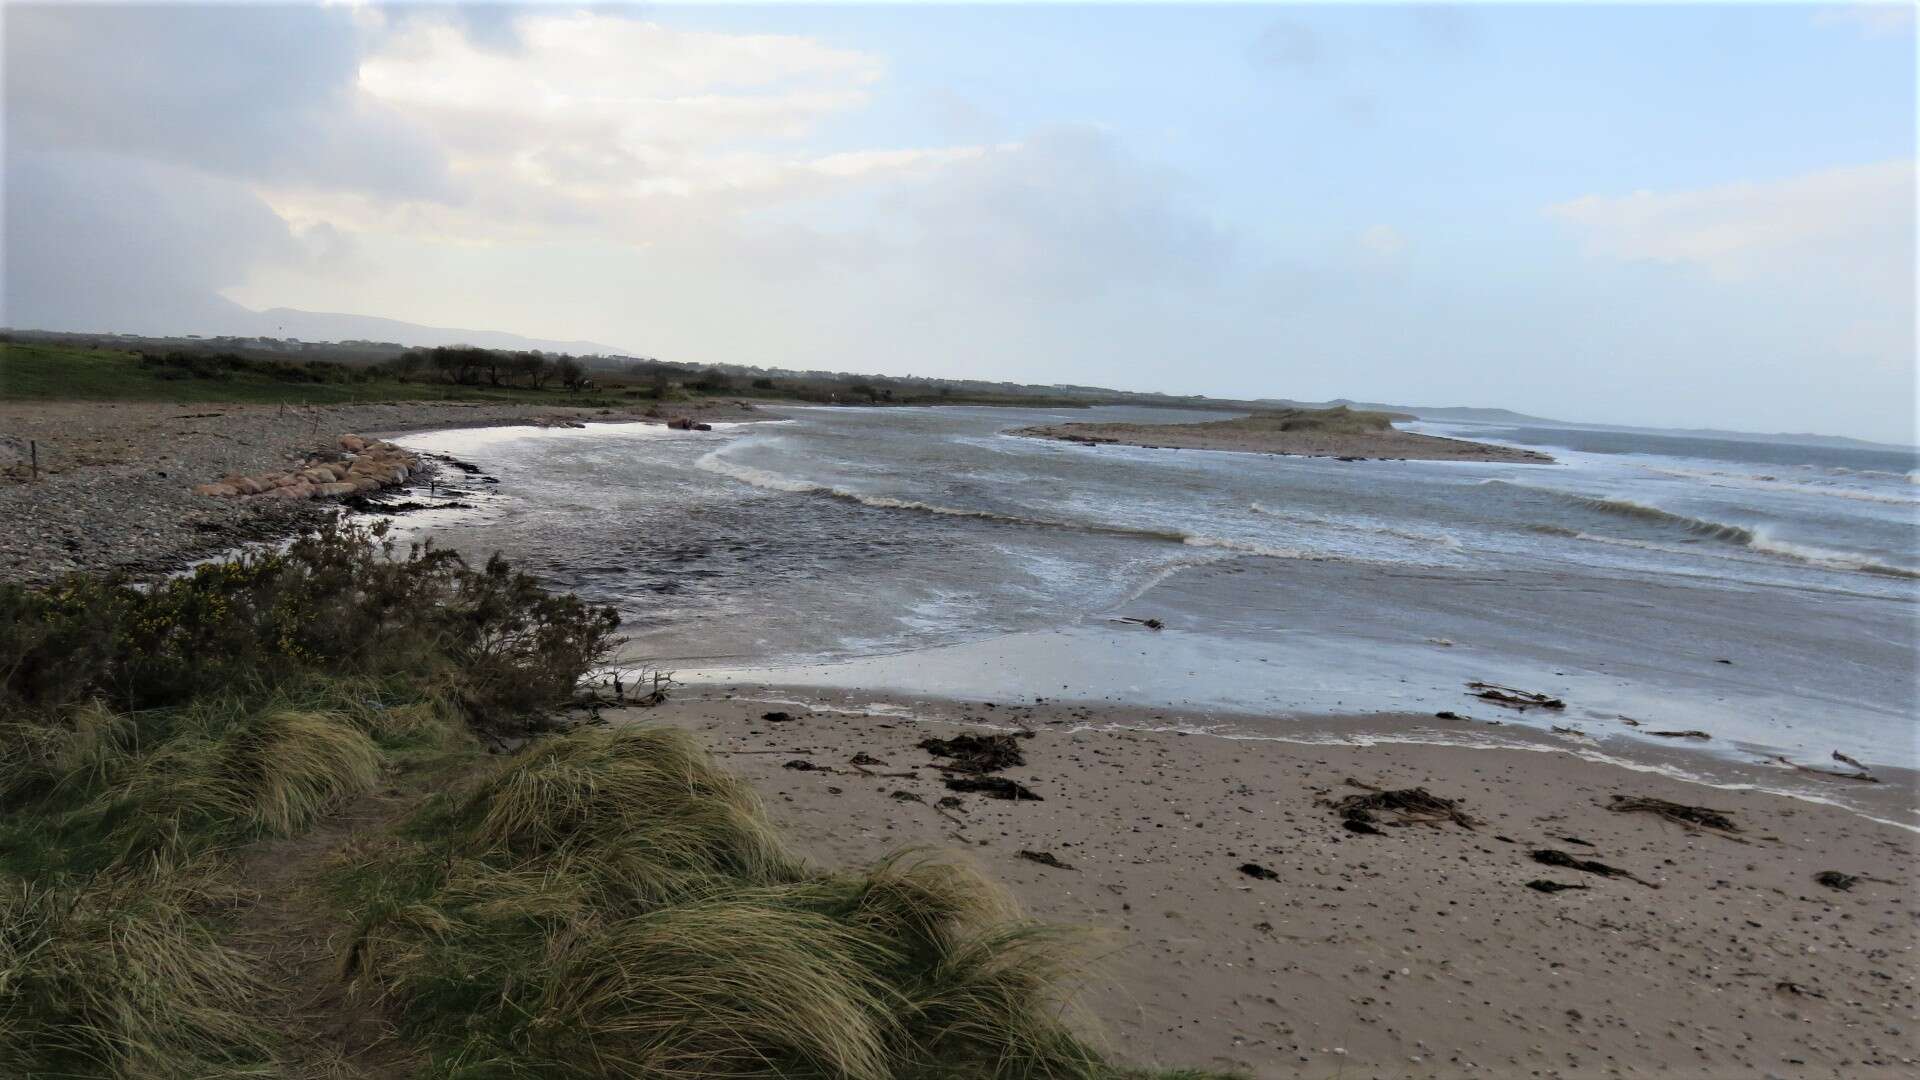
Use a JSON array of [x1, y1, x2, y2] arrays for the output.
[[3, 3, 1915, 441]]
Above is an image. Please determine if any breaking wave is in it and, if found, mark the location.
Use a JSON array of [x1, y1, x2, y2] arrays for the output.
[[700, 450, 1332, 562], [1249, 502, 1462, 549], [1484, 480, 1758, 544], [1747, 535, 1920, 580], [1486, 479, 1917, 580]]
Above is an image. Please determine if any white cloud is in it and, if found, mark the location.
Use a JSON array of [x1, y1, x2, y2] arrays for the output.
[[1547, 160, 1915, 282], [247, 12, 997, 247]]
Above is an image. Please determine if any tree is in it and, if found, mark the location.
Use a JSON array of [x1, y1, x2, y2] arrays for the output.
[[751, 376, 776, 391], [506, 352, 550, 388], [553, 355, 587, 390], [847, 382, 880, 403]]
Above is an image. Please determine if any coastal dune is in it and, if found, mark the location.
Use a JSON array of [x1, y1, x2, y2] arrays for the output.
[[638, 690, 1918, 1079]]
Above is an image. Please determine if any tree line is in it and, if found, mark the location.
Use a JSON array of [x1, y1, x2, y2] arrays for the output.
[[383, 347, 590, 390]]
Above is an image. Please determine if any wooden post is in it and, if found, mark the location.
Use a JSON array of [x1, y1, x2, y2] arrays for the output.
[[29, 440, 36, 482]]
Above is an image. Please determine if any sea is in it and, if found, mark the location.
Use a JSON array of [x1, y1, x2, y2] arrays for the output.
[[389, 406, 1919, 788]]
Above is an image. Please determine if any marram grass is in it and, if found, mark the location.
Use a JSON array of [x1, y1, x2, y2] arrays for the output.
[[335, 725, 1185, 1079], [0, 527, 1234, 1078]]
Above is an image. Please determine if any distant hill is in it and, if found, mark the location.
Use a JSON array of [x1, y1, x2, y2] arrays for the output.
[[4, 300, 628, 358], [1256, 398, 1558, 424], [232, 307, 626, 357]]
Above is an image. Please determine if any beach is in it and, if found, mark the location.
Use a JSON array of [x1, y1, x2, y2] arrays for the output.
[[5, 398, 1915, 1077], [628, 687, 1919, 1078], [0, 397, 763, 585]]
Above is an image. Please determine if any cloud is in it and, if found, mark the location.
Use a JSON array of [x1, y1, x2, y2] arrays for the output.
[[894, 127, 1232, 303], [1547, 160, 1915, 283], [2, 150, 304, 333], [3, 5, 450, 199]]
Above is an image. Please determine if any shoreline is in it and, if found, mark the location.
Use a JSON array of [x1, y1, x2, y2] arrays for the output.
[[0, 397, 771, 586], [625, 684, 1919, 1078], [1012, 420, 1555, 463]]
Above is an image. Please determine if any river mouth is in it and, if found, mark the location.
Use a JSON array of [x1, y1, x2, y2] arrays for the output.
[[386, 406, 1919, 801]]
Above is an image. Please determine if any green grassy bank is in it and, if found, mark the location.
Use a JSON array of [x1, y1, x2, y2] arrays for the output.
[[0, 523, 1227, 1079]]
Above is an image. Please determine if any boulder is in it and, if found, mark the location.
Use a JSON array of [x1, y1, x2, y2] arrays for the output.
[[352, 477, 381, 493], [667, 417, 695, 430], [339, 434, 367, 452], [314, 481, 358, 497], [193, 482, 235, 497]]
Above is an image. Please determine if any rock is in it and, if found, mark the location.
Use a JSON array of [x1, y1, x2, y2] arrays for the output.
[[667, 417, 695, 430], [339, 434, 367, 452], [314, 481, 358, 497]]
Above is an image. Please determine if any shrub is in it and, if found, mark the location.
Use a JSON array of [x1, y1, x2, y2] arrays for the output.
[[0, 521, 621, 731]]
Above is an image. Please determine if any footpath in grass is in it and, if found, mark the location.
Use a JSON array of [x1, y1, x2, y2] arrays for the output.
[[0, 521, 1235, 1079]]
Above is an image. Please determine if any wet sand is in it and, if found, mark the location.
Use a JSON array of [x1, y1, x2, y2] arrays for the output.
[[622, 688, 1918, 1079], [1012, 418, 1553, 463]]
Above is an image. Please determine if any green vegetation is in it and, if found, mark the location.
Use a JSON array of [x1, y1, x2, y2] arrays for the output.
[[2, 333, 1262, 412], [1204, 404, 1408, 435], [0, 341, 642, 407], [0, 523, 1230, 1079]]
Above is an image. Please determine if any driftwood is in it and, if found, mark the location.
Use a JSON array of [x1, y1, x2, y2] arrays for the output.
[[1525, 879, 1590, 894], [1646, 729, 1711, 740], [1017, 849, 1075, 871], [1466, 681, 1565, 711]]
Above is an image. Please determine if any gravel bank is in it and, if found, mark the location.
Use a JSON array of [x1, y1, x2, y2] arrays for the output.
[[0, 398, 764, 586]]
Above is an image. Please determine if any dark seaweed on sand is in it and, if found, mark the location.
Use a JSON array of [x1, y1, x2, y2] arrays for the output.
[[1332, 779, 1480, 831], [944, 775, 1041, 801], [1608, 795, 1738, 833], [919, 733, 1025, 774]]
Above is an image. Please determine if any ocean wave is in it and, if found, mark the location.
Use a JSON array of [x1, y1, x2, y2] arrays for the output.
[[1646, 466, 1918, 506], [699, 450, 1332, 562], [1486, 480, 1759, 544], [1747, 535, 1920, 580], [1488, 479, 1917, 580], [1249, 502, 1462, 549]]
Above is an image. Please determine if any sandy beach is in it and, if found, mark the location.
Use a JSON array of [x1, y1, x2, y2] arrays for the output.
[[626, 688, 1918, 1079]]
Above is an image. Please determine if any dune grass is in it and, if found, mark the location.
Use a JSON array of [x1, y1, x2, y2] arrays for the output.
[[331, 725, 1153, 1080], [0, 525, 1234, 1078]]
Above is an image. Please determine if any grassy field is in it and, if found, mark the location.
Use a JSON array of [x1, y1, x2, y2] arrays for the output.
[[0, 523, 1232, 1079], [0, 339, 1110, 411], [0, 341, 639, 407]]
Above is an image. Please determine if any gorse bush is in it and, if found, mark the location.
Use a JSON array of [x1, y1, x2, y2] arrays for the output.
[[0, 520, 621, 729]]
